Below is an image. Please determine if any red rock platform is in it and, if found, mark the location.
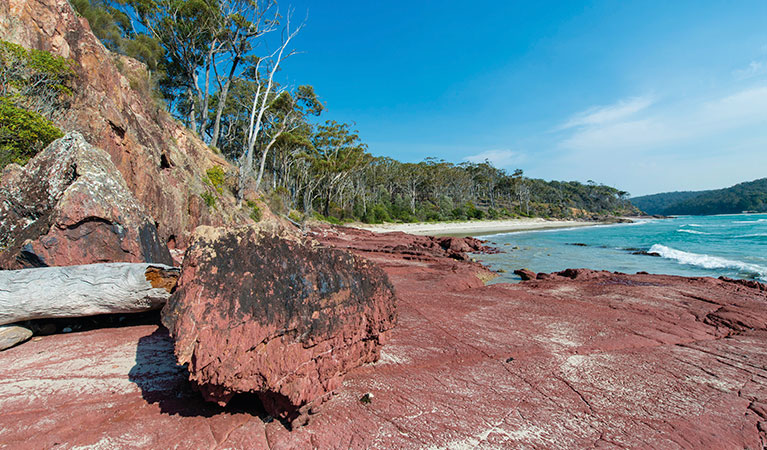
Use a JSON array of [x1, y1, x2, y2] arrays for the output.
[[1, 226, 765, 449]]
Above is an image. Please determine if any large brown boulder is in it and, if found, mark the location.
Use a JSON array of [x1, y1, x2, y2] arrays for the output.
[[161, 225, 397, 424], [0, 0, 250, 249], [0, 132, 171, 268]]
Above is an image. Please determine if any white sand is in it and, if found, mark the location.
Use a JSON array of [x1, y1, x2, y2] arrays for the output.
[[349, 218, 608, 237]]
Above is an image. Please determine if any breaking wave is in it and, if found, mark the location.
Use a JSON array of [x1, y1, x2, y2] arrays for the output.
[[649, 244, 767, 281]]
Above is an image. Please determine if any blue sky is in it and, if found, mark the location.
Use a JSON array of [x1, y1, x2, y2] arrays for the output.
[[275, 0, 767, 196]]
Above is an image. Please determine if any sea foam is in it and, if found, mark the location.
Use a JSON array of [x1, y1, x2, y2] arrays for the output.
[[649, 244, 767, 281], [677, 229, 709, 235]]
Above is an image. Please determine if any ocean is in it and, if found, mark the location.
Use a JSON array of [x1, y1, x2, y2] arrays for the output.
[[474, 213, 767, 283]]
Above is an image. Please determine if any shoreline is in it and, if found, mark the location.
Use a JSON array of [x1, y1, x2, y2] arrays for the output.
[[348, 218, 613, 237]]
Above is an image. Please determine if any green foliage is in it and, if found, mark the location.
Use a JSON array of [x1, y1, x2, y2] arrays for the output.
[[0, 41, 75, 118], [245, 200, 262, 222], [205, 165, 226, 193], [70, 0, 164, 72], [0, 41, 75, 96], [200, 191, 216, 208], [0, 98, 63, 169], [59, 0, 642, 224], [362, 204, 390, 224], [631, 178, 767, 215], [288, 210, 304, 223]]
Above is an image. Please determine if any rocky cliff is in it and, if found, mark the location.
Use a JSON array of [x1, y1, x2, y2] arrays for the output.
[[0, 0, 249, 250], [0, 132, 171, 268]]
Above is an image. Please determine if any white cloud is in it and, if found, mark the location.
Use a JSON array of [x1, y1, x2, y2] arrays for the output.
[[733, 61, 767, 79], [540, 84, 767, 196], [559, 85, 767, 152], [464, 149, 520, 168], [559, 96, 654, 130]]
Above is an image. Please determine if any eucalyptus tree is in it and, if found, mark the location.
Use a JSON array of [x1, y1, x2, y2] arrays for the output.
[[309, 121, 368, 216], [238, 12, 305, 197]]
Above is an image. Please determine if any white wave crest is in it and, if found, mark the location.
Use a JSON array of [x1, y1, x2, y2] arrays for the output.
[[677, 229, 709, 235], [735, 233, 767, 238], [732, 218, 767, 224], [649, 244, 767, 281]]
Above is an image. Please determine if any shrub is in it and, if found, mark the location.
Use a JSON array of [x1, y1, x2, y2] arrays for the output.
[[0, 98, 63, 169], [0, 41, 75, 118], [288, 210, 304, 223], [200, 191, 216, 208], [205, 166, 225, 193], [245, 200, 262, 222], [363, 204, 390, 224]]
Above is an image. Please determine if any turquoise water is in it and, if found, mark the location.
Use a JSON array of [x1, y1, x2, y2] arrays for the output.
[[475, 214, 767, 283]]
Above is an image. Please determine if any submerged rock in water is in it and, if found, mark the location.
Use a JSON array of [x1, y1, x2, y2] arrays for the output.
[[0, 133, 171, 268], [162, 225, 397, 424]]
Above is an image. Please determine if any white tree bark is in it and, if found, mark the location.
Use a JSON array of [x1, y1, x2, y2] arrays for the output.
[[240, 13, 304, 197], [0, 263, 179, 326]]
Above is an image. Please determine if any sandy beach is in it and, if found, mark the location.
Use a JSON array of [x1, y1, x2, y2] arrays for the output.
[[350, 218, 609, 237]]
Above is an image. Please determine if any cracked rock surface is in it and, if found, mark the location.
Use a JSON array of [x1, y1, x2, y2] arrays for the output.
[[0, 226, 765, 449], [161, 225, 397, 424]]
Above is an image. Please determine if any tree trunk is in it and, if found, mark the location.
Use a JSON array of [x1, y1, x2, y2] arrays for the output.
[[210, 54, 240, 148], [0, 263, 179, 326]]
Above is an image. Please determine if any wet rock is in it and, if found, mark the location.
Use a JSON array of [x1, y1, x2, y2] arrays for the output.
[[162, 225, 397, 423], [0, 325, 32, 350], [0, 133, 171, 268], [514, 268, 537, 281]]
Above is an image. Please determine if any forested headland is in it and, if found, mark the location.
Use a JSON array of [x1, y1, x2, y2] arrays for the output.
[[631, 178, 767, 216], [4, 0, 640, 224]]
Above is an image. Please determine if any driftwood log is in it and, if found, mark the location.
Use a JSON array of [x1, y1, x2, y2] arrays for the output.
[[0, 263, 179, 326]]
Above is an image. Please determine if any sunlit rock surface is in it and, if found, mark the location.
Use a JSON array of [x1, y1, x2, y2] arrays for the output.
[[1, 226, 765, 448], [161, 225, 397, 425], [0, 133, 171, 268]]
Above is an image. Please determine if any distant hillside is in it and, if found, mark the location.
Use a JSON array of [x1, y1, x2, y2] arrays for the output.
[[631, 178, 767, 215]]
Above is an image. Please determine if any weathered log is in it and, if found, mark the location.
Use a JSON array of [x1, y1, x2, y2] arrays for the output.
[[0, 263, 179, 326]]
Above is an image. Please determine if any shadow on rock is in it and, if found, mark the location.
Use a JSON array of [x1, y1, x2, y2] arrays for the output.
[[128, 327, 272, 422]]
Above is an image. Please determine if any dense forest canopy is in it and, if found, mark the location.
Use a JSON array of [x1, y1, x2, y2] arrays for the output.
[[26, 0, 640, 223], [630, 178, 767, 216]]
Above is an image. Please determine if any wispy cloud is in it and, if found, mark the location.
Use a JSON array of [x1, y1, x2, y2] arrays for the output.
[[464, 149, 520, 168], [559, 96, 654, 130], [541, 84, 767, 195], [733, 61, 767, 79], [559, 85, 767, 152]]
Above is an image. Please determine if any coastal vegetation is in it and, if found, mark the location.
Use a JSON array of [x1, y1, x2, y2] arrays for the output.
[[0, 40, 74, 169], [66, 0, 639, 223], [631, 178, 767, 215]]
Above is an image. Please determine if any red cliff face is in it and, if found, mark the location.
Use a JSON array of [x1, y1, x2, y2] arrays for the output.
[[0, 225, 765, 447], [0, 133, 171, 268], [161, 225, 397, 426], [0, 0, 250, 249]]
